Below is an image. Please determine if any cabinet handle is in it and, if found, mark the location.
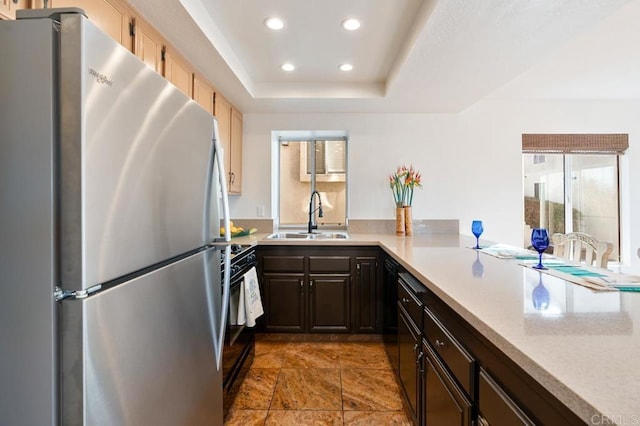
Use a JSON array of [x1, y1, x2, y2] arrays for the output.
[[310, 280, 313, 287], [230, 172, 236, 184], [413, 343, 419, 352], [402, 297, 410, 304], [416, 351, 424, 364], [300, 280, 303, 287], [434, 339, 446, 348]]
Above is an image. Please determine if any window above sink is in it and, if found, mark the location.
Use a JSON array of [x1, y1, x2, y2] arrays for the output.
[[276, 132, 348, 230]]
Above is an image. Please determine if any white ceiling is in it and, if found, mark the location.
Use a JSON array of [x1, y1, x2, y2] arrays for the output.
[[127, 0, 634, 113]]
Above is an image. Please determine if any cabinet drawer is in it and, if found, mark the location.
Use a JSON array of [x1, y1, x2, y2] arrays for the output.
[[262, 255, 305, 273], [479, 368, 534, 426], [398, 273, 424, 329], [424, 307, 475, 397], [309, 256, 350, 273]]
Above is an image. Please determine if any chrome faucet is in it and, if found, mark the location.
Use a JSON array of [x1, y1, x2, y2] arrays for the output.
[[307, 190, 323, 233]]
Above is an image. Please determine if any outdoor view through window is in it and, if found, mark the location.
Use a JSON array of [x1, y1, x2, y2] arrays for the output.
[[523, 153, 620, 260], [278, 139, 347, 228]]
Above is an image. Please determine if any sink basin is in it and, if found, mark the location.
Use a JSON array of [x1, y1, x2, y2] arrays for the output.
[[267, 231, 349, 240]]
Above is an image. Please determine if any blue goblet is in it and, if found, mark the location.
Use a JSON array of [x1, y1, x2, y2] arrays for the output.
[[531, 228, 550, 269], [471, 220, 483, 249]]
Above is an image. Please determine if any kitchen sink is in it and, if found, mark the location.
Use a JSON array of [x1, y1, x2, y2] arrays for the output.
[[267, 231, 349, 240]]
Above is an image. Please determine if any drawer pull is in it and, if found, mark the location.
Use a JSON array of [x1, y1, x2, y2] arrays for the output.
[[416, 351, 424, 364], [434, 339, 446, 348], [413, 343, 419, 351], [402, 297, 410, 304]]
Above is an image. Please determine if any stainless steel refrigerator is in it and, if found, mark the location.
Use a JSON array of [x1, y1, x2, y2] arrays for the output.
[[0, 8, 232, 426]]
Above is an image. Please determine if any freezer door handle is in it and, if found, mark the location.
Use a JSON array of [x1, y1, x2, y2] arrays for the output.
[[204, 245, 230, 370]]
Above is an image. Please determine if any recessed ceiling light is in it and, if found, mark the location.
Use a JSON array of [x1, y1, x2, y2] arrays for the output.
[[264, 17, 285, 30], [339, 64, 353, 72], [342, 18, 361, 31], [281, 63, 295, 72]]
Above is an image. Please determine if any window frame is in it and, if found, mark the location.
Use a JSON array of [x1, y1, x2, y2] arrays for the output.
[[275, 135, 349, 230], [522, 133, 627, 262]]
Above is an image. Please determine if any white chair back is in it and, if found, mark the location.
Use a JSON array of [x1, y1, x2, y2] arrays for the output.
[[551, 232, 613, 269]]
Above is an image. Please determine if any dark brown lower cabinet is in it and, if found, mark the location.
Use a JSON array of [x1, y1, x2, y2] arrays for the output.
[[422, 340, 473, 426], [262, 273, 305, 332], [398, 306, 421, 424], [309, 274, 350, 332], [258, 246, 381, 334], [478, 368, 534, 426], [353, 256, 378, 333]]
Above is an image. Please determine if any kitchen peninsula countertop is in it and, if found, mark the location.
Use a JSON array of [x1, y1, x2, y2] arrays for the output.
[[241, 232, 640, 423]]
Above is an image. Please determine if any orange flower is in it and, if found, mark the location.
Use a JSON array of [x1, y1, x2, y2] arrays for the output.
[[389, 164, 422, 207]]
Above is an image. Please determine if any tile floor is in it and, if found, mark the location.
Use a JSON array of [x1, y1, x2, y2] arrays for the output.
[[224, 340, 412, 425]]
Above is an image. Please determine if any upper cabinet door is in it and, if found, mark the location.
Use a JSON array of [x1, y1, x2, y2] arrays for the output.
[[36, 0, 132, 48], [213, 92, 232, 186], [229, 108, 243, 194], [163, 46, 193, 98], [0, 0, 30, 20], [193, 75, 214, 115], [132, 16, 163, 73]]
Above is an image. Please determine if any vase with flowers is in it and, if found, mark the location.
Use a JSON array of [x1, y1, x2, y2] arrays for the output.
[[389, 165, 422, 235]]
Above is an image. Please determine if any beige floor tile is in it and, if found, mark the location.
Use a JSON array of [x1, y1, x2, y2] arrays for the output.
[[231, 368, 279, 410], [281, 343, 341, 368], [224, 409, 268, 426], [271, 368, 342, 410], [338, 342, 391, 369], [343, 410, 412, 425], [342, 368, 404, 411], [265, 410, 343, 426], [253, 341, 289, 368]]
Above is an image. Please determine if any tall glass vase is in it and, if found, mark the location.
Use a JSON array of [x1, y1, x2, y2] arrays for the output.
[[395, 207, 405, 235], [404, 206, 413, 236]]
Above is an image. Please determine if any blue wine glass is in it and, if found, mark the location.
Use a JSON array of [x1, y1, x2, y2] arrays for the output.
[[471, 220, 483, 249], [531, 228, 550, 269]]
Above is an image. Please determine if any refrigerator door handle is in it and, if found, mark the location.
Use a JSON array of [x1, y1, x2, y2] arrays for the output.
[[203, 118, 231, 370], [206, 118, 231, 244]]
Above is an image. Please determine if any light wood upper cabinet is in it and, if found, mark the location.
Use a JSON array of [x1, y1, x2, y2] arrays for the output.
[[33, 0, 132, 48], [0, 0, 30, 20], [213, 92, 243, 194], [193, 74, 214, 115], [213, 92, 233, 187], [162, 46, 192, 98], [230, 108, 243, 193], [131, 16, 162, 73]]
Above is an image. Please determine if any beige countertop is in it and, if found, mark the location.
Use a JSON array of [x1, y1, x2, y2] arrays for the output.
[[244, 232, 640, 423]]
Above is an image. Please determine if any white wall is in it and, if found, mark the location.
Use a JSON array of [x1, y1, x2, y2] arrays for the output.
[[232, 102, 639, 268]]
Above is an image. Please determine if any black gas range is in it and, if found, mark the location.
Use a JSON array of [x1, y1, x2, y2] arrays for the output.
[[222, 243, 257, 419]]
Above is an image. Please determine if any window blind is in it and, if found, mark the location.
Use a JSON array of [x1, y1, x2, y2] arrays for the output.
[[522, 134, 628, 154]]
